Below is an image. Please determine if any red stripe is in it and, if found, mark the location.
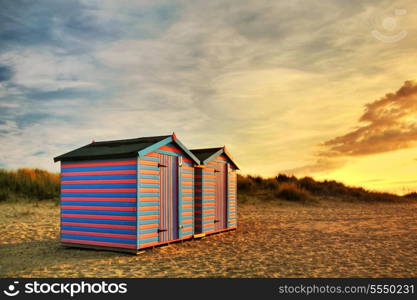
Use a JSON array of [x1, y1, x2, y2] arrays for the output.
[[62, 160, 136, 168], [61, 205, 136, 211], [183, 157, 192, 163], [62, 230, 136, 239], [61, 214, 135, 220], [158, 145, 182, 154], [61, 222, 136, 230], [62, 170, 136, 176], [61, 179, 136, 184], [61, 238, 136, 249], [62, 188, 136, 193], [61, 197, 136, 202]]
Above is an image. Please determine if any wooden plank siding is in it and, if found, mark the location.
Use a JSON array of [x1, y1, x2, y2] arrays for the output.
[[60, 158, 138, 249], [137, 142, 194, 249]]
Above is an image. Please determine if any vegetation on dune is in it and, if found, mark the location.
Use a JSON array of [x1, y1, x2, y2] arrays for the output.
[[0, 168, 60, 202], [0, 167, 413, 203], [238, 173, 411, 203]]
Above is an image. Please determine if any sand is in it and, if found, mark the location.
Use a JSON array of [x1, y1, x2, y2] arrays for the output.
[[1, 201, 417, 277]]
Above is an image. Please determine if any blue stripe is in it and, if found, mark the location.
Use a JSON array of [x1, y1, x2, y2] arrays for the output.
[[139, 201, 159, 207], [61, 234, 136, 244], [182, 208, 192, 212], [141, 174, 159, 179], [140, 236, 158, 244], [62, 226, 136, 234], [61, 174, 136, 180], [61, 218, 136, 225], [141, 156, 159, 162], [141, 210, 160, 216], [141, 165, 159, 170], [139, 184, 159, 188], [182, 216, 193, 220], [182, 193, 193, 197], [61, 210, 136, 216], [62, 184, 136, 189], [61, 201, 136, 207], [141, 193, 160, 197], [182, 169, 193, 174], [62, 165, 136, 172], [61, 193, 137, 197], [140, 228, 158, 234], [139, 219, 159, 225], [62, 158, 136, 164]]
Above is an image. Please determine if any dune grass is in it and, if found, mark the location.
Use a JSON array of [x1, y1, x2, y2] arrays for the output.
[[0, 168, 60, 202], [0, 167, 413, 204]]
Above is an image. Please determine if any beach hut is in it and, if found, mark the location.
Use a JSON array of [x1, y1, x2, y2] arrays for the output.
[[54, 133, 200, 253], [190, 147, 239, 236]]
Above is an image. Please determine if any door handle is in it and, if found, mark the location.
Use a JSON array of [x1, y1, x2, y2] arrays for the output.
[[158, 163, 167, 168], [214, 220, 220, 223], [158, 228, 168, 233]]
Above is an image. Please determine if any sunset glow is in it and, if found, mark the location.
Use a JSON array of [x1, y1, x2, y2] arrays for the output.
[[1, 1, 417, 194]]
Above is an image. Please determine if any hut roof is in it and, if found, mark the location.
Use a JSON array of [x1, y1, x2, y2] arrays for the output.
[[190, 147, 239, 169], [54, 134, 199, 163]]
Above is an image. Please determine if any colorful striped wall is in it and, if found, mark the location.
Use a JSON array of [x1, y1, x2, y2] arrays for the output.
[[60, 158, 137, 250], [194, 153, 238, 234], [137, 142, 194, 249], [228, 166, 237, 229]]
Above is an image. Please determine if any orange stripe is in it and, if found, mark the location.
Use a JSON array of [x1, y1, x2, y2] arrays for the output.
[[140, 214, 158, 220], [182, 181, 192, 186], [140, 160, 158, 166], [140, 188, 159, 193], [140, 169, 159, 175], [140, 178, 159, 184], [140, 232, 158, 239], [182, 188, 192, 193], [159, 145, 182, 154], [182, 226, 193, 232], [183, 219, 192, 224], [182, 196, 192, 201], [145, 152, 159, 157], [182, 173, 192, 178], [140, 205, 159, 211], [182, 204, 192, 209], [217, 155, 227, 161], [182, 212, 192, 217], [141, 197, 159, 202], [140, 223, 159, 230], [140, 241, 158, 248]]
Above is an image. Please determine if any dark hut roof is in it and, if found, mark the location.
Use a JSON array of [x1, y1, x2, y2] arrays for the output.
[[190, 147, 239, 169], [189, 147, 223, 162], [54, 135, 171, 162]]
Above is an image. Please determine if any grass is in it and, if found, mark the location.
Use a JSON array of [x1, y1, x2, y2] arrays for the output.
[[0, 168, 60, 202], [237, 173, 413, 204], [0, 167, 413, 205]]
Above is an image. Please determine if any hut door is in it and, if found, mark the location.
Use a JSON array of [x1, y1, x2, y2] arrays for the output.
[[214, 162, 227, 230], [158, 154, 179, 242]]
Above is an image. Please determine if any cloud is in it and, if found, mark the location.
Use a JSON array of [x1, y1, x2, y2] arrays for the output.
[[322, 80, 417, 156], [0, 65, 12, 82], [286, 80, 417, 176]]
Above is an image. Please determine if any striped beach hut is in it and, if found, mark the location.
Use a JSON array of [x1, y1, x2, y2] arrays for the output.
[[54, 133, 200, 253], [190, 147, 239, 236]]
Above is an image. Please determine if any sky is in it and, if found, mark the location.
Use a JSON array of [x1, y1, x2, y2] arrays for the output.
[[1, 0, 417, 194]]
